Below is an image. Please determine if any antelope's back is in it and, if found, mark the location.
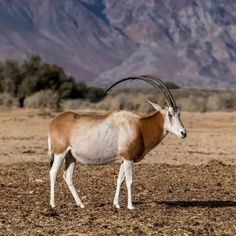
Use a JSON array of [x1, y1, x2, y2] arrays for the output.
[[49, 110, 141, 164]]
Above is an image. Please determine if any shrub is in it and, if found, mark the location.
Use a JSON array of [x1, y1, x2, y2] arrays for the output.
[[24, 90, 60, 109], [206, 94, 223, 111], [0, 93, 19, 107], [94, 92, 155, 114], [177, 95, 207, 112], [165, 82, 180, 89], [58, 79, 78, 99], [0, 60, 23, 96], [0, 56, 105, 107], [220, 91, 236, 109], [87, 87, 104, 103], [62, 99, 93, 110]]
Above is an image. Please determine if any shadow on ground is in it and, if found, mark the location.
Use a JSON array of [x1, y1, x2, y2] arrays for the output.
[[158, 200, 236, 208]]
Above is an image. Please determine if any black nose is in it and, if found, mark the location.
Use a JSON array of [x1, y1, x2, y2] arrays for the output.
[[181, 131, 187, 138]]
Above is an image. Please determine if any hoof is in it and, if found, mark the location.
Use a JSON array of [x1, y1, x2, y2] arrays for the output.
[[80, 203, 85, 209], [114, 204, 121, 209], [127, 205, 135, 210]]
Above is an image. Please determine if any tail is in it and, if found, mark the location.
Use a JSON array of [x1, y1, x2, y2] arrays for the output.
[[48, 135, 54, 169]]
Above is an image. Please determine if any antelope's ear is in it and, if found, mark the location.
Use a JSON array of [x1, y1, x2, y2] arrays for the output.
[[148, 100, 162, 111]]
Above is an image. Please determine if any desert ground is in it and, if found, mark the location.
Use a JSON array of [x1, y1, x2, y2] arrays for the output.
[[0, 108, 236, 235]]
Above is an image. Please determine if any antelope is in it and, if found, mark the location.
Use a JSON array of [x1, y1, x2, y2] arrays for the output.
[[48, 75, 187, 209]]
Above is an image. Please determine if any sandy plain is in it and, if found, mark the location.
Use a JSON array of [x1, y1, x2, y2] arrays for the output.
[[0, 108, 236, 235], [0, 108, 235, 165]]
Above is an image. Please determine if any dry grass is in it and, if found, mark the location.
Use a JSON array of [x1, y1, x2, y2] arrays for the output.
[[62, 89, 236, 113], [0, 93, 19, 107], [0, 88, 235, 112], [24, 90, 60, 110]]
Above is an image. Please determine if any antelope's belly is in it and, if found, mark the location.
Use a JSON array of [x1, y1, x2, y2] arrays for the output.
[[71, 151, 119, 165], [70, 127, 119, 165]]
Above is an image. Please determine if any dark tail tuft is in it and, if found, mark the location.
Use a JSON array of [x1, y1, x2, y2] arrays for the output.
[[49, 155, 54, 169], [48, 136, 54, 169]]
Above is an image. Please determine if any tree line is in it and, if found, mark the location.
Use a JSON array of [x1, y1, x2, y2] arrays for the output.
[[0, 55, 104, 107]]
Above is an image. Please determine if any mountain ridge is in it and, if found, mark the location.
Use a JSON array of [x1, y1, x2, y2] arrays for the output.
[[0, 0, 236, 88]]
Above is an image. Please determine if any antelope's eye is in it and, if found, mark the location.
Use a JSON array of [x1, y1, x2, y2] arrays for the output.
[[168, 112, 173, 119]]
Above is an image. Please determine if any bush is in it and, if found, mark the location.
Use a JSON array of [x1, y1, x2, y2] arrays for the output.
[[165, 82, 180, 89], [176, 95, 207, 112], [87, 87, 104, 103], [24, 90, 60, 109], [220, 91, 236, 109], [61, 99, 92, 110], [0, 56, 106, 108], [0, 60, 23, 96], [63, 88, 236, 113], [0, 93, 19, 107], [206, 94, 223, 111], [93, 92, 155, 114], [58, 79, 78, 99]]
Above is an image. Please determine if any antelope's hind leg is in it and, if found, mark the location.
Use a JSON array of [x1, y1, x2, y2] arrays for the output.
[[50, 152, 65, 208], [113, 163, 125, 209], [63, 152, 84, 208]]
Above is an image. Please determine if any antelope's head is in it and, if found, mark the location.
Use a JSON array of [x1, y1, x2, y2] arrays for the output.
[[148, 101, 187, 139], [104, 74, 187, 139]]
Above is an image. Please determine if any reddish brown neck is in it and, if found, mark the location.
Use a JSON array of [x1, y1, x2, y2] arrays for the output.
[[139, 112, 165, 153]]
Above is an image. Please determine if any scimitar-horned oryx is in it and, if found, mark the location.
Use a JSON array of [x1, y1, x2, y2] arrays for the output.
[[48, 75, 187, 209]]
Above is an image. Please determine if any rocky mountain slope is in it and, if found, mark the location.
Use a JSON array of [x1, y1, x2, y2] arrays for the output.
[[0, 0, 236, 87]]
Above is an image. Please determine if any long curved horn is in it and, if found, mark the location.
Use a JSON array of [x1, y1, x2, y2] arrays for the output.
[[141, 75, 178, 111], [103, 76, 174, 108]]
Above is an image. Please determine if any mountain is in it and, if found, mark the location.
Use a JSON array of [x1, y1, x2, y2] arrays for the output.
[[0, 0, 236, 88], [0, 0, 135, 82]]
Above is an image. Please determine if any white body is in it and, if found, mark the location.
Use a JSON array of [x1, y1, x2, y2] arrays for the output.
[[69, 111, 139, 165]]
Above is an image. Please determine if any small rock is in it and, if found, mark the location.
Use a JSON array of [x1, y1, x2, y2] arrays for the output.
[[34, 179, 44, 184]]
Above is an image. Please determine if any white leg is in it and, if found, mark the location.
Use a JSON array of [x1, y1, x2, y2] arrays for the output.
[[63, 153, 84, 208], [113, 163, 125, 209], [124, 160, 134, 210], [50, 153, 65, 208]]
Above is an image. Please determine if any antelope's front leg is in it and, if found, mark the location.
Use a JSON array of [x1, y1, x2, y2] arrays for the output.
[[124, 160, 134, 209]]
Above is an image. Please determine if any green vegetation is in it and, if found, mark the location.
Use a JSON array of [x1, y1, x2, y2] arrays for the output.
[[165, 81, 180, 89], [0, 55, 104, 108]]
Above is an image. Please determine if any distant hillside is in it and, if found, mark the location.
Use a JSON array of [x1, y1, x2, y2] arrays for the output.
[[0, 0, 236, 88]]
